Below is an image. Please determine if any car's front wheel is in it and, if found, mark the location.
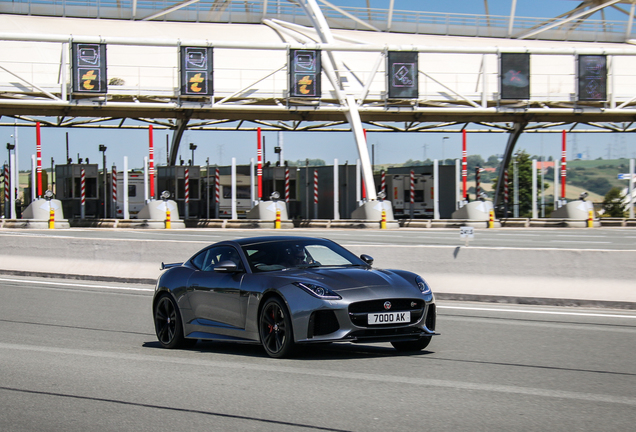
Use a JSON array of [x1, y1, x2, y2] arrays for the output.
[[259, 297, 295, 358], [154, 294, 189, 349], [391, 336, 432, 352]]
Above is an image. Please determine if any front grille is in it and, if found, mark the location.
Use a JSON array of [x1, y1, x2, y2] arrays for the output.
[[308, 310, 340, 338], [348, 298, 424, 328]]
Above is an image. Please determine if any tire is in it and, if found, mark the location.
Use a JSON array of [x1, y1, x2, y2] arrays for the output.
[[154, 294, 191, 349], [391, 336, 432, 352], [259, 297, 295, 358]]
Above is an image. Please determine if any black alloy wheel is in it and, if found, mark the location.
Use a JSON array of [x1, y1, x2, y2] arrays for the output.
[[259, 297, 295, 358], [154, 294, 188, 349], [391, 336, 432, 352]]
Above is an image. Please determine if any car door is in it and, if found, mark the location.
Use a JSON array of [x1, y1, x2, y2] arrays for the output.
[[186, 245, 245, 329]]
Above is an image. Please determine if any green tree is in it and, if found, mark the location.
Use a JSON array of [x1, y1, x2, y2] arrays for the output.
[[494, 150, 548, 217], [601, 187, 626, 217]]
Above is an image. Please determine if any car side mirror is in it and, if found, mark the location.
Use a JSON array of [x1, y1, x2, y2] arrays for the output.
[[360, 254, 374, 266], [214, 260, 240, 273]]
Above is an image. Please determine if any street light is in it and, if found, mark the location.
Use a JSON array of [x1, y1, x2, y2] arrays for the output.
[[99, 144, 107, 218], [441, 136, 449, 165], [189, 143, 197, 166]]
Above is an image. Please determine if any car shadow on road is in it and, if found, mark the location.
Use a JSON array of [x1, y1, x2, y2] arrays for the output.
[[142, 340, 435, 360]]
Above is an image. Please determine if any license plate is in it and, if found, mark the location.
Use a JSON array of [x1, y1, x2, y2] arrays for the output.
[[368, 311, 411, 325]]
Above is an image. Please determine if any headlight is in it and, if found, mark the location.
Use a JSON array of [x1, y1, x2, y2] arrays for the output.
[[415, 275, 432, 294], [293, 282, 341, 300]]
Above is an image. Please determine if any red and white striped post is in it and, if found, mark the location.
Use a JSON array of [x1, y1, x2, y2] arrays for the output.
[[476, 167, 481, 198], [257, 127, 263, 200], [3, 163, 9, 218], [561, 130, 567, 201], [410, 170, 415, 218], [80, 167, 86, 219], [149, 125, 155, 200], [462, 129, 467, 200], [111, 165, 117, 218], [185, 167, 190, 219], [285, 167, 290, 203], [214, 167, 220, 218], [313, 169, 318, 219], [36, 122, 42, 197], [381, 170, 386, 197]]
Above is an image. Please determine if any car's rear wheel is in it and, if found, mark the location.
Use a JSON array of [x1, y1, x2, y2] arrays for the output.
[[154, 294, 190, 349], [391, 336, 432, 352], [259, 297, 295, 358]]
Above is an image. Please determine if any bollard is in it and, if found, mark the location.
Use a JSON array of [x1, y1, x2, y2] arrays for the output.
[[587, 210, 594, 228], [48, 208, 55, 229], [381, 209, 386, 229], [275, 208, 281, 229], [488, 209, 494, 229], [165, 209, 171, 230]]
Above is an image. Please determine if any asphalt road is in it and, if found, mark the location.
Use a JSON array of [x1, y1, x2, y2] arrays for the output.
[[3, 226, 636, 250], [1, 275, 635, 431]]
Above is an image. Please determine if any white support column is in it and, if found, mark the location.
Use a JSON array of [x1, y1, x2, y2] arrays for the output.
[[532, 159, 538, 219], [31, 155, 36, 202], [455, 159, 461, 209], [277, 131, 284, 166], [10, 153, 16, 219], [143, 156, 149, 203], [356, 159, 361, 203], [434, 159, 440, 220], [630, 158, 635, 219], [250, 158, 255, 206], [231, 157, 237, 220], [123, 156, 130, 219], [333, 158, 339, 220]]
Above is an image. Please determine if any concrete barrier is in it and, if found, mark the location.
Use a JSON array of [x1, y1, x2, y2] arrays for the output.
[[0, 233, 634, 307]]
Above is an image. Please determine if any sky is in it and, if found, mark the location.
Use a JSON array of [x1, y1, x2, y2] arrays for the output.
[[2, 0, 636, 171]]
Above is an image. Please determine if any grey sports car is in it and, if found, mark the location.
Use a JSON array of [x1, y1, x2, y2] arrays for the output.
[[153, 236, 437, 358]]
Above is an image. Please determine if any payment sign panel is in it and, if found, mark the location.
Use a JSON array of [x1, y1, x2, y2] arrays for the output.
[[577, 55, 607, 102], [500, 53, 530, 100], [387, 51, 418, 99], [180, 47, 213, 96], [72, 43, 107, 94], [289, 49, 321, 98]]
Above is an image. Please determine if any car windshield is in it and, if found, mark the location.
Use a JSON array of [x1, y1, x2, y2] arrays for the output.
[[242, 239, 364, 272]]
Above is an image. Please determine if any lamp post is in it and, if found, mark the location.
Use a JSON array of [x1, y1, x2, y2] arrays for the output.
[[99, 144, 107, 218], [441, 136, 449, 165], [189, 143, 197, 166]]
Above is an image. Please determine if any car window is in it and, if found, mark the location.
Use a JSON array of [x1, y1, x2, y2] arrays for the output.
[[242, 240, 362, 272], [191, 246, 244, 271]]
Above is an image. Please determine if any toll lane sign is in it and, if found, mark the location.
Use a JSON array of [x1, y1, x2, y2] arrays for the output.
[[387, 51, 418, 99], [289, 49, 321, 98], [72, 43, 107, 94], [180, 47, 213, 96]]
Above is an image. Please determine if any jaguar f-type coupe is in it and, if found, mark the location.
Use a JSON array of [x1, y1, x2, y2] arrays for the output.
[[153, 236, 437, 358]]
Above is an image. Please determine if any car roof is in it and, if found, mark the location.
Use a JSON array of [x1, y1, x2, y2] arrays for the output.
[[232, 236, 330, 247]]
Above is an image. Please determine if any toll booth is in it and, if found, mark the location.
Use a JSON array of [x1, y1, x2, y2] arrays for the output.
[[157, 165, 201, 219], [296, 164, 360, 220], [200, 165, 252, 218], [105, 170, 147, 218], [55, 163, 101, 218], [384, 165, 457, 219]]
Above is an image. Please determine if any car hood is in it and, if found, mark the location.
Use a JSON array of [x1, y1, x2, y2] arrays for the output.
[[279, 267, 417, 295]]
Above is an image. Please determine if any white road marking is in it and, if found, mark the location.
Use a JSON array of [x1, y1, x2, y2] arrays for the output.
[[550, 240, 612, 244], [438, 305, 636, 320], [0, 277, 154, 292]]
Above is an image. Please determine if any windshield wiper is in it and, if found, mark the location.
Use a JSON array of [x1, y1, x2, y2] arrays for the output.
[[296, 263, 321, 269]]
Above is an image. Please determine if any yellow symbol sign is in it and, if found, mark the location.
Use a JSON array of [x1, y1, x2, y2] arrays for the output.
[[298, 76, 313, 95], [189, 73, 204, 93], [82, 70, 97, 90]]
